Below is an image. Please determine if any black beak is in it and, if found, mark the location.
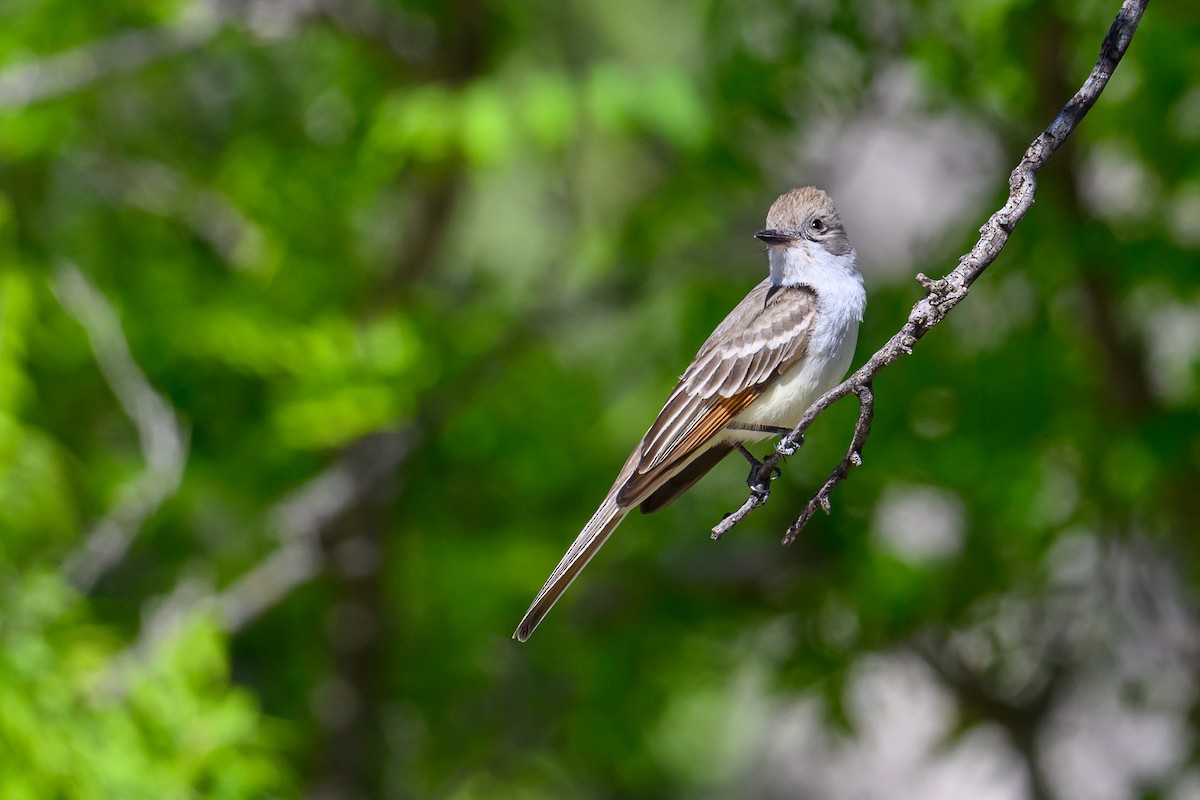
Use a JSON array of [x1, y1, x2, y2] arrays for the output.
[[754, 229, 795, 245]]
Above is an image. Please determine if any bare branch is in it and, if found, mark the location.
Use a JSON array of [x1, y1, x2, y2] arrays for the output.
[[0, 2, 222, 110], [54, 263, 189, 591], [714, 0, 1149, 543], [219, 429, 412, 632], [782, 383, 874, 544], [75, 153, 268, 271], [909, 632, 1064, 800], [713, 384, 874, 541], [92, 429, 413, 699], [308, 0, 434, 64], [0, 0, 432, 112]]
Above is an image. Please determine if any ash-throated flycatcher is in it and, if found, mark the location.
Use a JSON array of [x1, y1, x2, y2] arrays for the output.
[[514, 187, 866, 642]]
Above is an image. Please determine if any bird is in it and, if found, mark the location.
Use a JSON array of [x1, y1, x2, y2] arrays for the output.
[[514, 187, 866, 642]]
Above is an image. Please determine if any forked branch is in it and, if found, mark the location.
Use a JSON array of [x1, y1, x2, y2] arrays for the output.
[[713, 0, 1149, 543]]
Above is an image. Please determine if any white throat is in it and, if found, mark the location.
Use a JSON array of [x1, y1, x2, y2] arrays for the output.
[[731, 242, 867, 436], [769, 242, 859, 291], [765, 242, 866, 351]]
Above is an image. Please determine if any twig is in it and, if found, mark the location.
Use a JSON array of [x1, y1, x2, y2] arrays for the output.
[[93, 429, 413, 698], [909, 632, 1065, 800], [54, 263, 189, 591], [782, 384, 873, 544], [713, 0, 1149, 543], [219, 429, 413, 632], [310, 0, 433, 64], [74, 154, 267, 272], [0, 1, 222, 110], [713, 384, 874, 541], [0, 0, 429, 112]]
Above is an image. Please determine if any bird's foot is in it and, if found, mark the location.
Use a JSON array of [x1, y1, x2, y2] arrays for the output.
[[775, 435, 803, 457], [747, 463, 782, 498], [736, 443, 780, 496]]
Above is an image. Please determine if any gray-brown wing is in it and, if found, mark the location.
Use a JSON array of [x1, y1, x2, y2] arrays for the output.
[[616, 282, 817, 506]]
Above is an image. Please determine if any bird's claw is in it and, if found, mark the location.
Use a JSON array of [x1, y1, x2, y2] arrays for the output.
[[746, 463, 782, 497], [775, 435, 802, 457]]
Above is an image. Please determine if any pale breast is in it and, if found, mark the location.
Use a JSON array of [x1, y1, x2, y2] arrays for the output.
[[728, 265, 865, 441], [732, 321, 859, 433]]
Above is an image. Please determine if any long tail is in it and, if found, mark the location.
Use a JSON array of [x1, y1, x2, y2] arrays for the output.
[[513, 492, 630, 642]]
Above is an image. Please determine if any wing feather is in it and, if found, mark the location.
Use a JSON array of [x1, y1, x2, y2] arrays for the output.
[[617, 388, 758, 505], [615, 281, 817, 505], [746, 345, 771, 386], [714, 352, 746, 396]]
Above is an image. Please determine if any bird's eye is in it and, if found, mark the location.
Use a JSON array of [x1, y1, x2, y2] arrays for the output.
[[810, 218, 826, 232]]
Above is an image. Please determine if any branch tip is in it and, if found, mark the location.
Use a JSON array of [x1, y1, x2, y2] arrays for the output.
[[708, 0, 1146, 545]]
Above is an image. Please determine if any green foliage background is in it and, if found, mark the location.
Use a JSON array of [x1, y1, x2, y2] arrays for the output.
[[0, 0, 1197, 797]]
